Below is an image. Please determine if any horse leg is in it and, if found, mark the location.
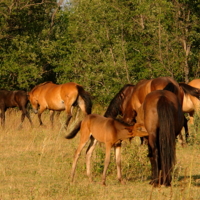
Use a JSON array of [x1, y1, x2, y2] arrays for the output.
[[86, 136, 98, 182], [188, 111, 194, 125], [38, 106, 46, 126], [71, 123, 90, 182], [114, 142, 124, 184], [184, 116, 189, 143], [50, 110, 55, 129], [65, 114, 72, 128], [0, 108, 6, 128], [102, 143, 112, 185], [148, 137, 159, 187]]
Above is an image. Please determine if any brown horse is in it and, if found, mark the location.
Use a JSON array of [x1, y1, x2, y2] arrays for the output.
[[0, 89, 33, 128], [182, 79, 200, 124], [135, 89, 184, 186], [65, 114, 148, 185], [28, 82, 92, 128], [105, 77, 200, 143]]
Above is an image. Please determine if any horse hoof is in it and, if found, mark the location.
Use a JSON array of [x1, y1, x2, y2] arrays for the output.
[[149, 180, 159, 187]]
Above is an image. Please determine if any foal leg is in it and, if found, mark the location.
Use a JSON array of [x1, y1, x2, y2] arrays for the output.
[[114, 143, 124, 184], [70, 141, 88, 182], [86, 137, 98, 182], [70, 126, 90, 182], [102, 143, 112, 185]]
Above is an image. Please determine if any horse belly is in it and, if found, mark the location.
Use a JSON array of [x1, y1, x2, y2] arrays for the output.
[[47, 100, 65, 111], [182, 95, 194, 113]]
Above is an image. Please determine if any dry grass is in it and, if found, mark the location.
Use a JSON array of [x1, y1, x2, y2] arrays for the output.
[[0, 109, 200, 200]]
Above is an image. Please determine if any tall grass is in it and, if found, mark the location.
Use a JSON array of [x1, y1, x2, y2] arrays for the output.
[[0, 109, 200, 200]]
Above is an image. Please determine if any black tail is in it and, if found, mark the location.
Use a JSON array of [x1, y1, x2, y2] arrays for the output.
[[157, 96, 176, 186], [104, 84, 134, 118], [179, 83, 200, 99], [163, 82, 179, 95], [65, 121, 82, 139], [77, 85, 92, 114]]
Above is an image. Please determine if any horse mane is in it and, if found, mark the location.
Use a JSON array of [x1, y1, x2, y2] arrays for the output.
[[30, 81, 53, 93], [104, 84, 135, 118], [179, 82, 200, 99]]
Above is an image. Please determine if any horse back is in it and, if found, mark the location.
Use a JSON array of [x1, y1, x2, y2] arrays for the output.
[[188, 79, 200, 88], [143, 90, 183, 135]]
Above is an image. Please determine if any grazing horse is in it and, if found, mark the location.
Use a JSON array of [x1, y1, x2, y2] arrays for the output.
[[105, 77, 200, 143], [0, 89, 33, 128], [135, 89, 184, 186], [28, 82, 92, 128], [182, 79, 200, 124], [65, 114, 148, 185]]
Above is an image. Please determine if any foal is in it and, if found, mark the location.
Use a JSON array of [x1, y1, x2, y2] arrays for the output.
[[66, 114, 147, 185]]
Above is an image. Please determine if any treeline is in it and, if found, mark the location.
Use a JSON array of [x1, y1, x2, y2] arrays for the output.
[[1, 0, 200, 105]]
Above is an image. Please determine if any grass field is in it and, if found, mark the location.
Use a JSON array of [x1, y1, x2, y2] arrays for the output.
[[0, 109, 200, 200]]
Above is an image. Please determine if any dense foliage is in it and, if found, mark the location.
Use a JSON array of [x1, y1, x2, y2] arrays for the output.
[[1, 0, 200, 105]]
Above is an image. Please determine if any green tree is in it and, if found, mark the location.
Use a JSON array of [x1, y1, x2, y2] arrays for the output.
[[0, 0, 60, 90]]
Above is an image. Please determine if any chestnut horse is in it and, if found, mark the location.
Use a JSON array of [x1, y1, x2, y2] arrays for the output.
[[28, 82, 92, 128], [0, 89, 33, 128], [105, 77, 200, 143], [182, 79, 200, 124], [135, 89, 184, 186], [65, 114, 148, 185]]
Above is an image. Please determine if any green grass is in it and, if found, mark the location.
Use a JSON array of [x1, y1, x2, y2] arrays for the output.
[[0, 110, 200, 200]]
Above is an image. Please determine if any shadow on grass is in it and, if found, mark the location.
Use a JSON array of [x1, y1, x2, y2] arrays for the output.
[[176, 174, 200, 187]]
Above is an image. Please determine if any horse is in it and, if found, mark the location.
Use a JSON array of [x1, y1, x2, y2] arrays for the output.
[[104, 77, 200, 143], [135, 89, 184, 186], [182, 79, 200, 124], [65, 114, 148, 186], [0, 89, 33, 128], [28, 81, 92, 128]]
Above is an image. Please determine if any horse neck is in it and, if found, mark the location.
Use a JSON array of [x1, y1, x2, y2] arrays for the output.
[[115, 122, 134, 140]]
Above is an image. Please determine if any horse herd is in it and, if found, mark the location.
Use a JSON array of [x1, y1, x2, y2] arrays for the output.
[[1, 77, 200, 187]]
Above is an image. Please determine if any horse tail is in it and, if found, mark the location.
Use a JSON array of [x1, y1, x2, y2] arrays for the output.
[[104, 84, 134, 118], [76, 85, 92, 114], [163, 82, 179, 95], [157, 96, 176, 185], [65, 121, 82, 139], [179, 83, 200, 99]]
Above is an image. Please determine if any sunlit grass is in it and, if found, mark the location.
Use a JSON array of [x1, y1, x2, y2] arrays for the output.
[[0, 109, 200, 199]]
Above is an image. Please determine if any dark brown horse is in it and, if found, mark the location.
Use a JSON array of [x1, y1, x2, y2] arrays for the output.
[[105, 77, 200, 143], [135, 89, 184, 186], [28, 82, 92, 128], [65, 114, 148, 185], [0, 89, 33, 128]]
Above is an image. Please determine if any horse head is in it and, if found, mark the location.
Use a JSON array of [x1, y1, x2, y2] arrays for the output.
[[27, 91, 39, 114]]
